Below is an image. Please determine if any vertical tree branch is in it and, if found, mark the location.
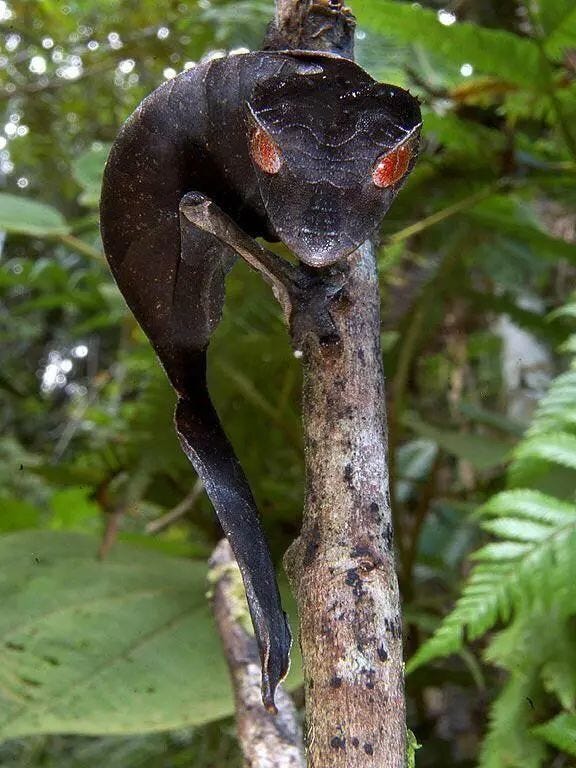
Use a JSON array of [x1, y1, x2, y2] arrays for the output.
[[210, 540, 305, 768], [285, 244, 406, 767]]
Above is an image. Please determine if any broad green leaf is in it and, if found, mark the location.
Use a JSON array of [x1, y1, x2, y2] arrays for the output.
[[466, 196, 576, 266], [0, 193, 69, 237], [72, 145, 111, 208], [0, 498, 40, 532], [403, 413, 511, 471], [49, 488, 101, 532], [0, 531, 299, 740], [533, 714, 576, 757], [354, 0, 544, 88]]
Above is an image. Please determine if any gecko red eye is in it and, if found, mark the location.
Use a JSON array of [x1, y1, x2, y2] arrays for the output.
[[250, 126, 283, 174], [372, 142, 413, 189]]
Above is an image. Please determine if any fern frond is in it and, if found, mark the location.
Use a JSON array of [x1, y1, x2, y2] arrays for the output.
[[482, 489, 575, 525], [479, 667, 546, 768], [532, 714, 576, 757], [514, 432, 576, 471], [525, 368, 576, 435], [408, 488, 576, 672]]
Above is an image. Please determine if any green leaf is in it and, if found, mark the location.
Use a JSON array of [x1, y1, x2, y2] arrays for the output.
[[354, 0, 544, 88], [515, 432, 576, 470], [0, 193, 69, 237], [49, 488, 101, 532], [544, 7, 576, 60], [72, 145, 111, 208], [0, 531, 235, 738], [466, 196, 576, 266], [0, 498, 40, 532], [533, 713, 576, 757], [481, 489, 576, 526], [403, 413, 511, 471]]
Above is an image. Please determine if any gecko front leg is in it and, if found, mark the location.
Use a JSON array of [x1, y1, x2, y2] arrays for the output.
[[180, 193, 345, 352]]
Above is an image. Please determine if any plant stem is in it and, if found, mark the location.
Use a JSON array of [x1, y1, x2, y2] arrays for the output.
[[57, 233, 103, 261], [386, 182, 502, 246]]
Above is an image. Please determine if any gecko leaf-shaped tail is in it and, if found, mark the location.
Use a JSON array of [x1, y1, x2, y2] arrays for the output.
[[174, 353, 291, 710]]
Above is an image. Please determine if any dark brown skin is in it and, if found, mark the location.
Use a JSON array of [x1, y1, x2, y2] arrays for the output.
[[99, 49, 421, 710]]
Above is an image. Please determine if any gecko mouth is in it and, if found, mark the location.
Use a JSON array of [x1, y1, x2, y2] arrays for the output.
[[280, 229, 358, 267]]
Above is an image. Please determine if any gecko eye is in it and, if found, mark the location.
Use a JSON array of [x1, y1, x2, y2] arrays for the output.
[[372, 142, 413, 189], [250, 126, 283, 174]]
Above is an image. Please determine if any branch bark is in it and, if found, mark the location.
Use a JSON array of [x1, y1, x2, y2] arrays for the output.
[[285, 244, 406, 767], [209, 540, 305, 768], [270, 2, 407, 765]]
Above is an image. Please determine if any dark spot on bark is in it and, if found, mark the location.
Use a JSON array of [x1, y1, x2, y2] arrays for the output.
[[321, 620, 333, 637], [352, 738, 360, 748], [303, 523, 321, 567], [358, 349, 365, 364], [384, 615, 403, 640], [364, 743, 374, 755], [365, 668, 376, 689], [330, 675, 342, 688], [383, 522, 393, 551], [370, 502, 379, 514], [331, 736, 346, 750], [377, 644, 389, 662], [344, 463, 354, 488], [6, 641, 25, 651], [351, 544, 371, 559], [42, 655, 60, 666], [345, 567, 366, 602], [309, 678, 314, 690]]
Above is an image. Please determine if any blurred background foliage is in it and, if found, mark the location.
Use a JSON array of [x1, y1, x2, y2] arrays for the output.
[[0, 0, 575, 765]]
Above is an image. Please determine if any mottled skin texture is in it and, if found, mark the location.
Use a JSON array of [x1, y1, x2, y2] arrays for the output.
[[99, 50, 421, 710]]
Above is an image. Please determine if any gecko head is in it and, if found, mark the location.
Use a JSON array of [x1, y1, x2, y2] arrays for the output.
[[246, 55, 422, 268]]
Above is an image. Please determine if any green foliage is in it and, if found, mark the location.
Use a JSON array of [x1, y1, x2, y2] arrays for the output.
[[1, 0, 575, 765], [0, 194, 69, 236], [355, 0, 545, 87], [533, 713, 576, 757], [0, 531, 235, 738], [409, 305, 576, 767]]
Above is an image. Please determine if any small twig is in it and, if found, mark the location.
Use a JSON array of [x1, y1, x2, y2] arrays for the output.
[[57, 233, 103, 261], [385, 182, 506, 246], [98, 508, 124, 560], [145, 477, 204, 534], [209, 540, 305, 768]]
